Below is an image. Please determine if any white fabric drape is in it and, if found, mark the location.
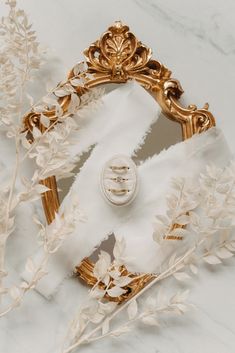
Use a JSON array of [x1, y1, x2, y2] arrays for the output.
[[22, 81, 232, 298], [22, 81, 160, 297]]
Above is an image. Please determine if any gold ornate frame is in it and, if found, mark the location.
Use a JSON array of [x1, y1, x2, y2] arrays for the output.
[[23, 21, 215, 303]]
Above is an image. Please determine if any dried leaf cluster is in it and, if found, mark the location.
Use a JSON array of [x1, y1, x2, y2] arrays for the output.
[[0, 0, 103, 317], [62, 163, 235, 352]]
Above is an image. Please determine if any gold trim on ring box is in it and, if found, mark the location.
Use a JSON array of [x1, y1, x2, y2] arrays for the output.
[[23, 21, 215, 304]]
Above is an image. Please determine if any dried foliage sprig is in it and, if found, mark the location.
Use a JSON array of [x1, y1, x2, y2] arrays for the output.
[[0, 0, 41, 130], [0, 195, 85, 318], [0, 0, 103, 316], [0, 0, 44, 305], [62, 161, 235, 353]]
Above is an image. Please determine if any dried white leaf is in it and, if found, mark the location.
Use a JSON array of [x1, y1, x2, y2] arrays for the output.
[[203, 254, 222, 264], [42, 96, 58, 107], [90, 312, 104, 324], [32, 126, 42, 139], [107, 286, 126, 298], [166, 194, 178, 209], [70, 78, 83, 86], [21, 136, 31, 149], [20, 281, 29, 289], [109, 269, 121, 279], [89, 287, 105, 299], [173, 272, 190, 281], [145, 297, 157, 311], [113, 276, 133, 287], [170, 227, 190, 237], [103, 274, 110, 286], [93, 250, 111, 279], [40, 114, 50, 128], [171, 177, 185, 190], [127, 299, 138, 320], [73, 62, 86, 76], [34, 270, 48, 282], [216, 247, 234, 259], [68, 93, 81, 113], [225, 242, 235, 252], [99, 301, 116, 314], [189, 211, 200, 227], [190, 264, 198, 274], [34, 104, 45, 113], [102, 319, 110, 335], [153, 226, 165, 243], [175, 215, 190, 225], [6, 130, 15, 138], [174, 303, 188, 313], [54, 88, 69, 97], [171, 289, 190, 303], [34, 184, 50, 194], [142, 316, 160, 327], [10, 286, 21, 300]]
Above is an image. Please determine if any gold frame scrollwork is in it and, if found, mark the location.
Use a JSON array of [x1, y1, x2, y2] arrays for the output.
[[23, 21, 215, 304]]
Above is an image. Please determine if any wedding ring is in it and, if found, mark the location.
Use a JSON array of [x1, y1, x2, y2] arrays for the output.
[[108, 188, 130, 195], [110, 176, 128, 183], [110, 165, 130, 173]]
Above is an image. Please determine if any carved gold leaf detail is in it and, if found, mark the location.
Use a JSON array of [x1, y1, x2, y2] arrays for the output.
[[84, 21, 171, 85]]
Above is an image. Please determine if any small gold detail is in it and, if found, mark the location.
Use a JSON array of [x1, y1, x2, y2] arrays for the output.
[[108, 188, 129, 195], [110, 165, 129, 171], [164, 235, 183, 240], [110, 176, 128, 183]]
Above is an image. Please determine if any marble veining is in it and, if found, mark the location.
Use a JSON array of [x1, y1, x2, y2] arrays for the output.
[[133, 0, 235, 55]]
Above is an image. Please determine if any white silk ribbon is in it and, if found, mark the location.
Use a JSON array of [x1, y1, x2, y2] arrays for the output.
[[22, 81, 232, 298], [22, 81, 160, 297]]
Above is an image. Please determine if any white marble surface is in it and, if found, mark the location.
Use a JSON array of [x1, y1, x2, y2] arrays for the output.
[[0, 1, 235, 352]]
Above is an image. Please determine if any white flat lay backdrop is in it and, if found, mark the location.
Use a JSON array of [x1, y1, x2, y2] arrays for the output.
[[0, 1, 235, 353]]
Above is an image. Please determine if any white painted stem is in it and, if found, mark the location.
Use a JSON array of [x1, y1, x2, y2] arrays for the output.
[[63, 244, 200, 353]]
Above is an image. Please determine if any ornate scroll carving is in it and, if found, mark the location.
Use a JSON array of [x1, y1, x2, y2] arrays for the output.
[[83, 21, 171, 86], [22, 21, 216, 304]]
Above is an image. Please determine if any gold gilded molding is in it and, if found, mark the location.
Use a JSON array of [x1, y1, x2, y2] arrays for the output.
[[22, 21, 216, 304], [82, 21, 171, 85]]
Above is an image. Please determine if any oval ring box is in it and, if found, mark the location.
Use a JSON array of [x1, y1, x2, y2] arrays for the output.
[[100, 154, 138, 206]]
